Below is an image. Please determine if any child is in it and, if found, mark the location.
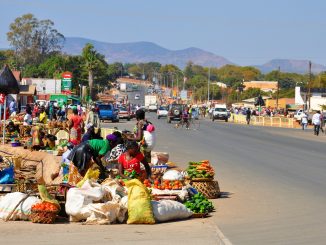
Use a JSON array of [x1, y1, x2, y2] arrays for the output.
[[118, 141, 151, 180]]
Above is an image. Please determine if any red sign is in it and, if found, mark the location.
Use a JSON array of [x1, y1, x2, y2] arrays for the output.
[[61, 71, 73, 79], [0, 94, 5, 105]]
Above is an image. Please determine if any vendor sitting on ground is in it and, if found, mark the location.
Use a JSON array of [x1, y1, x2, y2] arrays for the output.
[[118, 140, 151, 180], [68, 134, 119, 176], [6, 121, 19, 134]]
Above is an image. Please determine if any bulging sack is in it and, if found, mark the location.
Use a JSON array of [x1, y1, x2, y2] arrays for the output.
[[143, 130, 156, 151], [125, 179, 155, 224], [152, 200, 193, 222]]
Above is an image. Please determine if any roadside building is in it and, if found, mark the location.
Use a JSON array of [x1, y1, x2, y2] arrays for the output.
[[243, 81, 278, 93], [265, 98, 295, 110], [295, 87, 326, 111]]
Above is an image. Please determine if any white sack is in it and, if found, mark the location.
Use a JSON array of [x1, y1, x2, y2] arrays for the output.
[[152, 200, 193, 222], [163, 170, 184, 181], [0, 192, 40, 221], [143, 131, 156, 151]]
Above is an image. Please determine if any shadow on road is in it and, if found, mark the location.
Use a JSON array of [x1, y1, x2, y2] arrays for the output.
[[219, 191, 233, 199]]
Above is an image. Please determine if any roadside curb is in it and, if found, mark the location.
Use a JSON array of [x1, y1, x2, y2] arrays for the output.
[[209, 221, 233, 245]]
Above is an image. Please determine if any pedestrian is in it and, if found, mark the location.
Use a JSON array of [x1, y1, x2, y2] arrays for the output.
[[68, 108, 84, 145], [38, 106, 47, 124], [319, 112, 324, 134], [246, 108, 251, 125], [301, 112, 308, 130], [9, 99, 16, 116], [23, 106, 33, 126], [312, 110, 321, 136]]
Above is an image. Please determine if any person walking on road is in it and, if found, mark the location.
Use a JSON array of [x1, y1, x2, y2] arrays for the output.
[[301, 112, 308, 130], [312, 111, 321, 136], [246, 108, 251, 125], [319, 112, 324, 134]]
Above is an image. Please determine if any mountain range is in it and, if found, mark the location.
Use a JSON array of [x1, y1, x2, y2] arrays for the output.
[[62, 37, 326, 74]]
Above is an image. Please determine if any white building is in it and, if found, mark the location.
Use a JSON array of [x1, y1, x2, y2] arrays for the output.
[[21, 78, 61, 94], [295, 86, 326, 111]]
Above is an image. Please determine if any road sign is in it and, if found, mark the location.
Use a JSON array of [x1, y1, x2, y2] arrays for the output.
[[61, 71, 72, 93]]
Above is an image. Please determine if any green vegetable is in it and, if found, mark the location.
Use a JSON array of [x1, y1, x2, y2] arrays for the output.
[[184, 193, 214, 214]]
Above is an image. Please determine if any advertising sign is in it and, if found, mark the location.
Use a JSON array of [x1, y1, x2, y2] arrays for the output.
[[180, 90, 188, 100], [61, 71, 72, 93]]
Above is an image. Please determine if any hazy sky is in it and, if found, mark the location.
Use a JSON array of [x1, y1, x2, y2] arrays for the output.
[[1, 0, 326, 65]]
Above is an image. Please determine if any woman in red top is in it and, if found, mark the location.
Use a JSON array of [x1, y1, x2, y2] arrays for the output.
[[68, 108, 84, 145], [118, 141, 151, 180]]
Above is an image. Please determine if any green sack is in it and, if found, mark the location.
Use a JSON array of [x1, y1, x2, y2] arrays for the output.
[[125, 179, 155, 224]]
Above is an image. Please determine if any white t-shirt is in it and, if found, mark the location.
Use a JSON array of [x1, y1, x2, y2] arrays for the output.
[[23, 114, 32, 125], [312, 113, 321, 125]]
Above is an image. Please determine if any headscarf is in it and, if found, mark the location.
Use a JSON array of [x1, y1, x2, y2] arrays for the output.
[[106, 134, 118, 142]]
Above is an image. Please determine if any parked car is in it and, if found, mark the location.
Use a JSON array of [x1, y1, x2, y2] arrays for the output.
[[119, 106, 131, 121], [98, 104, 119, 122], [134, 94, 140, 100], [157, 105, 168, 119], [167, 104, 184, 123], [212, 107, 228, 122]]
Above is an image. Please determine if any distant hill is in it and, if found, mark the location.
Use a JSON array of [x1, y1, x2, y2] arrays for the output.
[[62, 37, 233, 68], [255, 59, 326, 74]]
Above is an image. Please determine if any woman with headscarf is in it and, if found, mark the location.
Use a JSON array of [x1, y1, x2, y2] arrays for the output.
[[68, 134, 119, 176], [68, 108, 84, 145]]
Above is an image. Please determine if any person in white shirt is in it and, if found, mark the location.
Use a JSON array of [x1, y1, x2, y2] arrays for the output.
[[301, 112, 308, 130], [312, 111, 321, 136]]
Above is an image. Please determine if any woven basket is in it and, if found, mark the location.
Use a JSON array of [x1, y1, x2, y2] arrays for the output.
[[14, 181, 38, 193], [30, 210, 58, 224], [192, 213, 208, 218], [191, 180, 220, 199]]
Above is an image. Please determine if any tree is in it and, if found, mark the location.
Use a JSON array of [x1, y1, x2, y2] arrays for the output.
[[7, 14, 64, 66], [82, 43, 102, 100]]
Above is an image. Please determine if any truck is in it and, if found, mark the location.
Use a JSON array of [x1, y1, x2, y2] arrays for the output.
[[120, 83, 127, 92], [145, 95, 158, 112], [212, 104, 228, 122]]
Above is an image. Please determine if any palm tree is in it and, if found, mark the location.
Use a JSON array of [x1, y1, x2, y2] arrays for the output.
[[82, 43, 98, 100]]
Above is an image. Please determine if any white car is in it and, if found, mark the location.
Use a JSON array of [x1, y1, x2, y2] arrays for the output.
[[135, 94, 140, 100], [157, 105, 168, 119]]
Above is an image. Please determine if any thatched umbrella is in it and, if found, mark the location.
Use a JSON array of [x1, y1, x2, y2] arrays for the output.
[[0, 65, 20, 144]]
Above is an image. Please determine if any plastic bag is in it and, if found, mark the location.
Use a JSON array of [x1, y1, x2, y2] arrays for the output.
[[125, 179, 155, 224], [152, 200, 193, 222], [163, 170, 184, 181], [0, 165, 14, 184], [76, 168, 100, 188], [143, 131, 156, 151], [0, 192, 40, 220], [38, 185, 60, 209]]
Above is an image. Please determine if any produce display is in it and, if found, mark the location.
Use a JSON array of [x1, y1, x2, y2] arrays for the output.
[[186, 160, 215, 179], [31, 201, 60, 212], [143, 179, 183, 190], [184, 193, 214, 214]]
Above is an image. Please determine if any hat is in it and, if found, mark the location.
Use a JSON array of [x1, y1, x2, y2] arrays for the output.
[[86, 123, 93, 130], [106, 134, 118, 142]]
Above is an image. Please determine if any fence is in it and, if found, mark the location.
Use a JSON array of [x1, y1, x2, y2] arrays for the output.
[[231, 114, 295, 128]]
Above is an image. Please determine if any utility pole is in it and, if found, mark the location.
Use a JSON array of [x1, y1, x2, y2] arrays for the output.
[[276, 66, 280, 110], [307, 61, 312, 111], [207, 67, 210, 103]]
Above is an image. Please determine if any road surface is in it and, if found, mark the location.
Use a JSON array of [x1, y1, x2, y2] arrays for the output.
[[106, 109, 326, 244]]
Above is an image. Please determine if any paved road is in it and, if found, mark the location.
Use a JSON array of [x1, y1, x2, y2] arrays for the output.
[[106, 111, 326, 244]]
